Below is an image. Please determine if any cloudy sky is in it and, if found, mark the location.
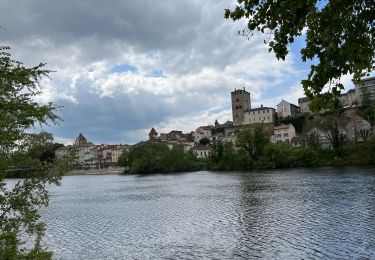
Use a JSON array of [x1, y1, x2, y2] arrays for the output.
[[1, 0, 355, 145]]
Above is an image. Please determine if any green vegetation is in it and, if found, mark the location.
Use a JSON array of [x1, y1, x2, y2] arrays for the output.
[[0, 46, 69, 259], [119, 142, 204, 174], [225, 0, 374, 112], [124, 123, 374, 174], [277, 115, 305, 133]]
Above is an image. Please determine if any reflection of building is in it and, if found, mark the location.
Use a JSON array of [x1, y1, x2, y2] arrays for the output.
[[277, 100, 301, 119], [355, 76, 375, 106], [244, 105, 276, 124], [231, 88, 251, 125]]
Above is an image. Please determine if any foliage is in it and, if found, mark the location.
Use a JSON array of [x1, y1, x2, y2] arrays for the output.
[[126, 142, 204, 174], [277, 115, 305, 133], [235, 125, 269, 159], [0, 46, 68, 259], [117, 149, 129, 167], [357, 104, 375, 127], [304, 131, 321, 151], [225, 0, 375, 112], [199, 137, 210, 145], [348, 136, 375, 165], [211, 127, 225, 135]]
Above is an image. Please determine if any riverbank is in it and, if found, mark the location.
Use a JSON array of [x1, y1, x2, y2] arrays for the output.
[[66, 167, 125, 176]]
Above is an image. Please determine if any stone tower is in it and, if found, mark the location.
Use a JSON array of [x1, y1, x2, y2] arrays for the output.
[[149, 128, 158, 140], [231, 87, 251, 125], [73, 133, 88, 146]]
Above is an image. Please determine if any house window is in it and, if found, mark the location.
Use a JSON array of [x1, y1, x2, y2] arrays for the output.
[[284, 133, 288, 137]]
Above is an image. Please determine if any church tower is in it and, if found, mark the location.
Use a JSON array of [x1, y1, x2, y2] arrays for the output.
[[231, 87, 251, 125]]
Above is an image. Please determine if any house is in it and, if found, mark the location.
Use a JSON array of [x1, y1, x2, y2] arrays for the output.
[[193, 126, 213, 143], [277, 100, 301, 119], [244, 105, 276, 124], [355, 76, 375, 106], [271, 124, 298, 144], [298, 88, 358, 114], [192, 145, 211, 158]]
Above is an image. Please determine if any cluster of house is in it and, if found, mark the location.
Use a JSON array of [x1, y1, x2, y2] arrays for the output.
[[55, 133, 129, 168], [151, 76, 375, 158], [56, 76, 375, 163]]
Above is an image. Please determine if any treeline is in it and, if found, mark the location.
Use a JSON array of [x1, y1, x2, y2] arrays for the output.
[[120, 125, 375, 174], [3, 132, 64, 178], [207, 134, 375, 171], [118, 142, 204, 174]]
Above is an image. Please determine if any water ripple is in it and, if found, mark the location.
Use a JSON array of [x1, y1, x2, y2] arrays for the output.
[[39, 168, 375, 259]]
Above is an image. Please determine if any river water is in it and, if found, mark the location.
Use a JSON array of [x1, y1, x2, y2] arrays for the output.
[[39, 167, 375, 259]]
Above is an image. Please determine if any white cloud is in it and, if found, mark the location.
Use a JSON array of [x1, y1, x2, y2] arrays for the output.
[[1, 0, 309, 144]]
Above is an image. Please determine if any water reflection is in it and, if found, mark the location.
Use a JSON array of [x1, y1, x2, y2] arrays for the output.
[[39, 168, 375, 259]]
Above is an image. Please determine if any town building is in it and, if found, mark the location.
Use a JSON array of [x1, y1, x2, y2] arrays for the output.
[[97, 144, 129, 166], [192, 145, 211, 158], [244, 105, 276, 124], [231, 87, 251, 125], [298, 97, 310, 114], [355, 76, 375, 106], [277, 100, 301, 119], [298, 88, 358, 114], [55, 145, 72, 159], [193, 126, 213, 143], [271, 124, 298, 144]]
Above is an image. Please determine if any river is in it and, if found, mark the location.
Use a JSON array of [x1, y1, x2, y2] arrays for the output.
[[39, 167, 374, 259]]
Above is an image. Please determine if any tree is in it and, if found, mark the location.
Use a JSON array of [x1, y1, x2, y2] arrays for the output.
[[236, 125, 269, 159], [225, 1, 374, 111], [199, 137, 210, 145], [117, 149, 129, 167], [0, 46, 68, 259]]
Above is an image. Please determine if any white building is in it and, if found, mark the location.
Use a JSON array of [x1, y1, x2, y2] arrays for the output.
[[55, 146, 72, 159], [355, 76, 375, 106], [298, 97, 311, 114], [98, 145, 129, 165], [271, 124, 298, 144], [298, 89, 358, 114], [244, 106, 276, 124], [192, 145, 211, 158], [193, 126, 213, 143], [277, 100, 301, 119]]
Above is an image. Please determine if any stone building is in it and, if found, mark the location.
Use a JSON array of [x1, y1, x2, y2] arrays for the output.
[[194, 126, 213, 143], [192, 145, 211, 158], [271, 124, 298, 144], [149, 128, 158, 140], [298, 97, 310, 114], [231, 87, 251, 125], [355, 76, 375, 106], [277, 100, 301, 119], [298, 88, 358, 114], [244, 105, 276, 124], [97, 144, 129, 166]]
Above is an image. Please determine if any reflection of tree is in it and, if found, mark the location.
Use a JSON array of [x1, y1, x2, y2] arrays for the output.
[[232, 174, 269, 258]]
